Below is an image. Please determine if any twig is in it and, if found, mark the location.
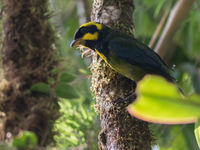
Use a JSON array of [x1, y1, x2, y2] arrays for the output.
[[149, 2, 171, 48], [154, 0, 195, 58]]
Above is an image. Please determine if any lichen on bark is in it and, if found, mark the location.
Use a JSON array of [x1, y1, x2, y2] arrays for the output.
[[90, 0, 153, 149], [0, 0, 59, 146]]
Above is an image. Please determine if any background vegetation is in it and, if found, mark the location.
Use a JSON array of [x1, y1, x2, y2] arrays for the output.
[[0, 0, 200, 149], [51, 0, 200, 149]]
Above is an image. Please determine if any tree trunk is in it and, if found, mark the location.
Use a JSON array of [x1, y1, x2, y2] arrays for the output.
[[0, 0, 59, 146], [90, 0, 152, 150]]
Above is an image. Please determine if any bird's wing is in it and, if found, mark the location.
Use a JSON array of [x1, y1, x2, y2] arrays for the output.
[[109, 36, 174, 81]]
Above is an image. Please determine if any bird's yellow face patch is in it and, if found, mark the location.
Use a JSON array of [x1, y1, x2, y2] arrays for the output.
[[80, 22, 102, 30], [82, 32, 98, 40]]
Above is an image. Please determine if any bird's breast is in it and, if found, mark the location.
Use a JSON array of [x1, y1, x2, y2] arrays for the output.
[[96, 49, 146, 82]]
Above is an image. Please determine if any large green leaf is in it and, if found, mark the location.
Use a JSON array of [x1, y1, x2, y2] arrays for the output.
[[128, 75, 200, 124]]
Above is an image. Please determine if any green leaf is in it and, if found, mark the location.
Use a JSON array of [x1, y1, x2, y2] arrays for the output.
[[55, 83, 79, 99], [30, 82, 51, 94], [195, 119, 200, 149], [12, 131, 37, 150], [128, 75, 200, 124], [59, 72, 75, 83], [48, 77, 55, 84]]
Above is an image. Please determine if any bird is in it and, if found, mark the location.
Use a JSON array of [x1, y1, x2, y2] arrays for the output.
[[70, 21, 175, 83]]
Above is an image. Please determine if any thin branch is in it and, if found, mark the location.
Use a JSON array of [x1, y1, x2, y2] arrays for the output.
[[154, 0, 195, 58], [149, 2, 171, 48]]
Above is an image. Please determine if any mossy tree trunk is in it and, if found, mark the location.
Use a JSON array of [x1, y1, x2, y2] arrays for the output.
[[0, 0, 59, 146], [90, 0, 153, 149]]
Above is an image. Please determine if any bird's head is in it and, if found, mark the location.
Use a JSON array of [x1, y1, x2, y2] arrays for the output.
[[70, 22, 103, 49]]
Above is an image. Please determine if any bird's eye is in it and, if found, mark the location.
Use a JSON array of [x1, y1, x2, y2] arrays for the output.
[[79, 27, 86, 33]]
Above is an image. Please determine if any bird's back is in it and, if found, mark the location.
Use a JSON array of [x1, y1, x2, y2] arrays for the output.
[[98, 30, 175, 82]]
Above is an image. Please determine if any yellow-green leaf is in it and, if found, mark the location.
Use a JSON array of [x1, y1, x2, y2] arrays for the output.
[[128, 75, 200, 124]]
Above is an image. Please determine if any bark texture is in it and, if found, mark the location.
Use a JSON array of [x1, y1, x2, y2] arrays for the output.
[[90, 0, 152, 149], [0, 0, 59, 146]]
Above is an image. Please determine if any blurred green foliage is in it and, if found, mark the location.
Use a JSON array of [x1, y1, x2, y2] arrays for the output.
[[54, 99, 98, 149], [48, 0, 200, 150], [0, 131, 37, 150], [12, 131, 37, 150], [50, 1, 99, 149]]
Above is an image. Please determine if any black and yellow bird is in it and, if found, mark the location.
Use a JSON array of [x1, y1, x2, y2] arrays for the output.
[[71, 22, 175, 83]]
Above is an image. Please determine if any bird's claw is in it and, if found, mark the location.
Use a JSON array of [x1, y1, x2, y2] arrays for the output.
[[81, 49, 93, 58]]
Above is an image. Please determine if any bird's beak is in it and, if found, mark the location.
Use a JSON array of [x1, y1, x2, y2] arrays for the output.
[[70, 38, 85, 47]]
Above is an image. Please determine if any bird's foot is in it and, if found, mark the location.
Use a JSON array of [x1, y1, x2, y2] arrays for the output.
[[81, 49, 93, 58], [78, 46, 93, 58]]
